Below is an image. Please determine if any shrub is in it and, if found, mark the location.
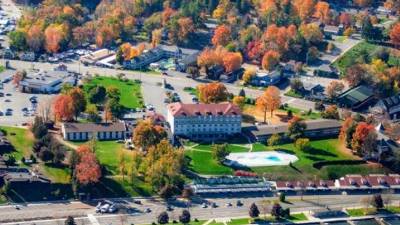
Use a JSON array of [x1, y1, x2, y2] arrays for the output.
[[295, 138, 310, 151], [279, 192, 286, 202], [179, 210, 191, 224], [249, 203, 260, 218], [268, 134, 282, 146], [157, 212, 169, 224]]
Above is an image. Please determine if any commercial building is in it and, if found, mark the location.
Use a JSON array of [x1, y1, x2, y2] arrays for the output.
[[19, 70, 77, 94], [80, 49, 115, 65], [61, 122, 127, 141], [245, 119, 341, 142], [251, 70, 283, 87], [167, 102, 242, 140]]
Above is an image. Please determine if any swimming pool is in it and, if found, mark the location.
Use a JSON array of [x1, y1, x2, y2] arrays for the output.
[[225, 151, 299, 167]]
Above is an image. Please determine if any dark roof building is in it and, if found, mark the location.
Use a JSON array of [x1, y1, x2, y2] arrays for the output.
[[371, 94, 400, 121], [337, 85, 375, 110], [245, 119, 341, 142]]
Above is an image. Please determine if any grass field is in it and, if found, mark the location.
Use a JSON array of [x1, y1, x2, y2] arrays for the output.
[[185, 138, 389, 179], [0, 126, 34, 161], [83, 76, 143, 109]]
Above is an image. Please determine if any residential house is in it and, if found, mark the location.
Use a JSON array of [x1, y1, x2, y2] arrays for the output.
[[251, 70, 283, 87], [373, 123, 400, 161], [377, 6, 393, 15], [301, 81, 325, 99], [323, 25, 343, 37], [19, 52, 36, 61], [207, 65, 225, 80], [313, 64, 338, 78], [167, 102, 242, 141], [337, 85, 375, 110], [61, 122, 127, 141], [371, 94, 400, 121], [19, 70, 77, 94], [245, 119, 341, 142]]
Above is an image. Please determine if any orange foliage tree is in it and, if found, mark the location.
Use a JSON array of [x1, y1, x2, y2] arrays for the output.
[[198, 82, 229, 103], [27, 25, 44, 52], [223, 52, 243, 73], [52, 94, 74, 122], [133, 119, 167, 150], [313, 1, 331, 23], [44, 24, 67, 53], [256, 86, 281, 123], [262, 50, 280, 71], [294, 0, 316, 21], [212, 25, 231, 46], [390, 23, 400, 48], [351, 122, 376, 155]]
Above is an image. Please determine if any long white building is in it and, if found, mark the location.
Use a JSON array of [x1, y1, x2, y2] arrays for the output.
[[167, 103, 242, 140]]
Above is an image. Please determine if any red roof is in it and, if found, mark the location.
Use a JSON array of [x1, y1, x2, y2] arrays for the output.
[[167, 103, 241, 117], [276, 180, 335, 190]]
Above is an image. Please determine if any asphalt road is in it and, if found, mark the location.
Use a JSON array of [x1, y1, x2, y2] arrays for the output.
[[1, 194, 400, 225]]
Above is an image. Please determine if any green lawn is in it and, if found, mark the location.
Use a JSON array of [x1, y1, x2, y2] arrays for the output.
[[185, 138, 389, 179], [284, 89, 303, 98], [333, 41, 379, 74], [183, 86, 198, 96], [42, 164, 71, 184], [0, 126, 34, 161], [288, 213, 308, 222], [279, 106, 322, 120], [83, 76, 143, 109]]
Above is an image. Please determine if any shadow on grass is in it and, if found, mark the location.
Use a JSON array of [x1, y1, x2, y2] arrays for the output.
[[303, 147, 337, 157]]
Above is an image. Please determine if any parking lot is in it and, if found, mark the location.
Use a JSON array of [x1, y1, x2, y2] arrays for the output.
[[0, 77, 53, 126]]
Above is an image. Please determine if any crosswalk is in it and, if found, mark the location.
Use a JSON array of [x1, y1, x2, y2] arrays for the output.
[[87, 214, 101, 225]]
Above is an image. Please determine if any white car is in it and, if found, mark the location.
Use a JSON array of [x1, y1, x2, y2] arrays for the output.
[[108, 204, 117, 213], [100, 204, 110, 213]]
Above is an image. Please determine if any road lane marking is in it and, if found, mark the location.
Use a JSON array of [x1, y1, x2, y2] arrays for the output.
[[88, 214, 101, 225]]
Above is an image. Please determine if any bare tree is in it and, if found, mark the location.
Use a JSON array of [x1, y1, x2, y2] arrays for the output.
[[360, 196, 371, 214], [260, 199, 271, 220], [119, 214, 127, 225], [36, 96, 54, 122]]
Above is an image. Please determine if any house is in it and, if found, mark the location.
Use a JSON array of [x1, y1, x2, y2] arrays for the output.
[[80, 49, 115, 65], [207, 64, 225, 80], [302, 81, 325, 96], [245, 119, 341, 142], [61, 122, 127, 141], [371, 94, 400, 121], [19, 70, 77, 94], [0, 131, 12, 152], [337, 85, 375, 110], [373, 123, 400, 161], [275, 180, 336, 192], [282, 60, 298, 76], [251, 70, 283, 87], [167, 102, 242, 141], [377, 6, 393, 15], [313, 64, 338, 78], [323, 25, 343, 37]]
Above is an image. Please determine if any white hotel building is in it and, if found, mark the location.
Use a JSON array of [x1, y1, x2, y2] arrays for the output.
[[167, 103, 242, 140]]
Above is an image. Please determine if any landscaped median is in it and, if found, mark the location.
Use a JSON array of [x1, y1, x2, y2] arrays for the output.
[[205, 213, 308, 225]]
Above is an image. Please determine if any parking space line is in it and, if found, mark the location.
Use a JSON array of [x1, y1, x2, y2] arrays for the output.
[[87, 214, 101, 225]]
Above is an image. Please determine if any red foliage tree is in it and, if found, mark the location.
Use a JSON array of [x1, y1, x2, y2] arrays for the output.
[[246, 40, 265, 62], [223, 52, 243, 73], [261, 50, 280, 71], [351, 122, 375, 154], [52, 95, 74, 122], [390, 23, 400, 48], [75, 151, 101, 185]]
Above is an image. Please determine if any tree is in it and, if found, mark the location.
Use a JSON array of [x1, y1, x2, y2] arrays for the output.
[[340, 13, 353, 28], [322, 105, 340, 119], [340, 117, 357, 148], [75, 150, 101, 185], [354, 0, 372, 7], [261, 50, 280, 71], [249, 203, 260, 218], [52, 95, 74, 122], [151, 28, 162, 47], [239, 89, 246, 97], [306, 47, 320, 64], [288, 116, 307, 140], [326, 81, 344, 99], [212, 25, 231, 46], [198, 82, 229, 103], [256, 86, 281, 123], [315, 101, 325, 111], [179, 210, 191, 224], [295, 138, 311, 151], [372, 194, 384, 209], [177, 17, 195, 42], [65, 216, 76, 225], [313, 1, 331, 23], [68, 88, 86, 119], [232, 96, 245, 110], [299, 23, 323, 45], [158, 211, 169, 224], [223, 52, 243, 73], [44, 24, 67, 53], [12, 70, 27, 87], [9, 30, 27, 51], [212, 144, 230, 164], [133, 120, 167, 150], [86, 104, 101, 122], [31, 116, 48, 139], [295, 0, 316, 21], [242, 68, 256, 85], [351, 122, 376, 155], [290, 79, 304, 93], [88, 86, 106, 104], [390, 23, 400, 48], [26, 25, 44, 52], [345, 64, 368, 87], [268, 133, 281, 146], [271, 203, 283, 220]]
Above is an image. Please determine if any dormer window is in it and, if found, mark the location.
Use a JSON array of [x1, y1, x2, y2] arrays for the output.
[[361, 179, 369, 185], [349, 179, 356, 185], [217, 111, 223, 115], [195, 111, 201, 116]]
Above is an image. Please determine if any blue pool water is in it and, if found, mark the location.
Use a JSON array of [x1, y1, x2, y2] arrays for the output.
[[266, 156, 281, 162]]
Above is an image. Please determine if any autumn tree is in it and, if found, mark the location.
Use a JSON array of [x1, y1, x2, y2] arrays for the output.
[[322, 105, 340, 120], [261, 50, 280, 71], [340, 13, 353, 28], [26, 25, 44, 52], [295, 0, 316, 21], [299, 23, 323, 45], [256, 86, 281, 123], [345, 64, 369, 87], [12, 70, 27, 87], [44, 24, 67, 53], [313, 1, 331, 23], [232, 96, 245, 109], [52, 95, 74, 122], [223, 52, 243, 73], [326, 81, 345, 99], [68, 88, 86, 119], [212, 25, 231, 46], [152, 28, 162, 47], [339, 117, 357, 148], [354, 0, 372, 8], [390, 23, 400, 48], [133, 120, 167, 150], [242, 68, 256, 84], [198, 82, 229, 103], [177, 17, 195, 42], [351, 122, 376, 155], [75, 149, 101, 186]]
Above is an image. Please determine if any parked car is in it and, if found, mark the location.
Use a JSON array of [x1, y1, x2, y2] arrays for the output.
[[166, 205, 174, 211], [211, 202, 218, 208], [144, 208, 151, 213], [236, 200, 243, 207], [201, 203, 208, 208], [133, 200, 142, 204], [0, 111, 3, 116]]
